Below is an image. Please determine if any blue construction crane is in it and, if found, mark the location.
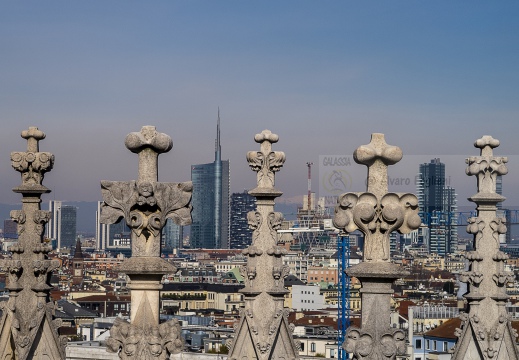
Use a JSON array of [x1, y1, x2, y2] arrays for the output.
[[337, 234, 350, 360]]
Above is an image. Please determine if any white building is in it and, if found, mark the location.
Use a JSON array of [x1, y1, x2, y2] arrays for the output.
[[283, 252, 310, 283], [291, 284, 324, 311]]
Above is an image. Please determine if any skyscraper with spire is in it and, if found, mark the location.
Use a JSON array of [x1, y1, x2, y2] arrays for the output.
[[190, 111, 230, 249]]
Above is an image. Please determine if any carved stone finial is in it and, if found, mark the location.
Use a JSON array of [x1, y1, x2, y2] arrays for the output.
[[452, 136, 519, 359], [354, 133, 402, 198], [21, 126, 45, 152], [247, 129, 285, 191], [466, 135, 508, 197], [125, 125, 173, 183], [101, 126, 191, 258], [101, 126, 191, 359], [229, 130, 298, 360], [11, 127, 54, 189], [334, 134, 420, 262], [0, 127, 65, 359], [333, 133, 419, 360]]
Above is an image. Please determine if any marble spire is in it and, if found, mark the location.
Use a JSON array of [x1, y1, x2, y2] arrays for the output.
[[228, 130, 299, 360], [101, 126, 191, 359], [0, 127, 65, 360], [451, 136, 519, 359], [333, 133, 421, 359]]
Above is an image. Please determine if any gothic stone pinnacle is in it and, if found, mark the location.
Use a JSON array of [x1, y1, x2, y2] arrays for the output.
[[102, 126, 191, 359], [0, 127, 65, 360], [333, 133, 419, 360], [451, 136, 519, 359], [334, 134, 420, 263], [229, 130, 299, 360]]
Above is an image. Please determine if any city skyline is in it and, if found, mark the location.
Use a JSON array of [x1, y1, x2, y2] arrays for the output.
[[0, 2, 518, 206]]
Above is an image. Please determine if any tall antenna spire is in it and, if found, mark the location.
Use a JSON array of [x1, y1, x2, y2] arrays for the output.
[[215, 107, 221, 161]]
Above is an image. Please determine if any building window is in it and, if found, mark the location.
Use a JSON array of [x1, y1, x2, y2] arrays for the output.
[[443, 341, 448, 352], [330, 348, 335, 358], [433, 341, 437, 351], [426, 340, 430, 350], [300, 343, 304, 351], [310, 343, 316, 352], [415, 339, 422, 349]]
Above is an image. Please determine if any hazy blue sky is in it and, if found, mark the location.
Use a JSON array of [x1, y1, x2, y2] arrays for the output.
[[1, 2, 518, 207]]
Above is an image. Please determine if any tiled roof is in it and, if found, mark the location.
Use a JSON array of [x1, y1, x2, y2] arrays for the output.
[[424, 318, 461, 340], [426, 318, 519, 343], [396, 300, 416, 320]]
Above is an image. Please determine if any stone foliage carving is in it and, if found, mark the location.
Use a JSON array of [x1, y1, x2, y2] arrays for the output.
[[101, 180, 192, 256], [344, 328, 406, 359], [101, 126, 192, 258], [451, 136, 519, 359], [334, 192, 420, 261], [10, 127, 54, 187], [106, 318, 183, 360], [246, 130, 285, 189]]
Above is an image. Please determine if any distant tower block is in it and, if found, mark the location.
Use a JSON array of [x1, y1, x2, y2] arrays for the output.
[[190, 112, 230, 249]]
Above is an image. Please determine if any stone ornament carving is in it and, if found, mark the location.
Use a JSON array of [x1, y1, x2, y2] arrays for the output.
[[229, 130, 299, 360], [101, 126, 192, 258], [451, 136, 519, 359], [102, 126, 191, 359], [0, 127, 65, 360], [246, 130, 286, 190], [106, 317, 183, 360], [333, 133, 420, 360]]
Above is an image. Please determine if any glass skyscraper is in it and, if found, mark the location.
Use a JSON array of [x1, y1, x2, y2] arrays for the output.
[[417, 158, 457, 255], [162, 219, 183, 255], [190, 114, 230, 249], [60, 205, 77, 250], [47, 201, 77, 250], [230, 191, 256, 249]]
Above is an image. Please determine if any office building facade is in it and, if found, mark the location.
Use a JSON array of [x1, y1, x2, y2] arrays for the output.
[[230, 191, 256, 249], [416, 159, 457, 256], [162, 219, 183, 255], [190, 115, 230, 249], [3, 219, 18, 240], [47, 201, 77, 250], [96, 201, 132, 251], [60, 205, 77, 250]]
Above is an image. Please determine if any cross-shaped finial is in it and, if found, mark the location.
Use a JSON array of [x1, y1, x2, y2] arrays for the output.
[[474, 135, 500, 157], [125, 126, 173, 183], [247, 130, 285, 189], [354, 133, 402, 198], [21, 127, 45, 153], [466, 135, 507, 195]]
